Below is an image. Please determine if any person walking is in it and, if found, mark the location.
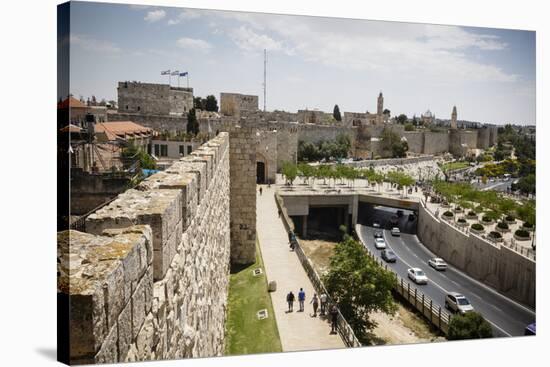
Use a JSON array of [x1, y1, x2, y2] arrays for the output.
[[298, 288, 306, 312], [330, 305, 338, 334], [286, 291, 295, 312], [259, 186, 263, 195], [310, 294, 319, 317], [319, 293, 328, 316]]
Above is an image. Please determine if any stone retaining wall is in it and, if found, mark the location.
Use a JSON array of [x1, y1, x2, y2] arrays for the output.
[[58, 133, 232, 364], [417, 201, 535, 308]]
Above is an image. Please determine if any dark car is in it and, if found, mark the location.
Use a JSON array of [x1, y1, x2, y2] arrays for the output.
[[373, 231, 383, 239], [525, 323, 536, 335], [381, 249, 397, 263]]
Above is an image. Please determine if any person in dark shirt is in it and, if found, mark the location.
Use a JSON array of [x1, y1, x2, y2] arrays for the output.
[[286, 291, 295, 312], [330, 305, 338, 334]]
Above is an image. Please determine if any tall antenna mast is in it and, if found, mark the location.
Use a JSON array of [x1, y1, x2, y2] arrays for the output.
[[263, 49, 267, 112]]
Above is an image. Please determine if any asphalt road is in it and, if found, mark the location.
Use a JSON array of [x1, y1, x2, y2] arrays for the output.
[[356, 206, 535, 337]]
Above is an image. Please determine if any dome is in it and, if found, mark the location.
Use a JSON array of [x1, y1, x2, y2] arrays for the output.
[[423, 109, 433, 118]]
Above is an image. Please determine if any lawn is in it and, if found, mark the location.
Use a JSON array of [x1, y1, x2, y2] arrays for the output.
[[441, 161, 470, 172], [224, 240, 282, 356]]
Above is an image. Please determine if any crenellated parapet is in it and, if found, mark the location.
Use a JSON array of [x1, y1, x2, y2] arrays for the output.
[[59, 133, 232, 364]]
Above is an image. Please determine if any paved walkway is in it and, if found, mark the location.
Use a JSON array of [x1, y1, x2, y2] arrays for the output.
[[256, 185, 345, 352]]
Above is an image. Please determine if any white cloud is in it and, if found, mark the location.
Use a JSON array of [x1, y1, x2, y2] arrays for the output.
[[144, 9, 166, 23], [176, 37, 212, 51], [167, 9, 201, 25], [215, 12, 515, 83], [229, 26, 293, 55], [70, 34, 121, 54]]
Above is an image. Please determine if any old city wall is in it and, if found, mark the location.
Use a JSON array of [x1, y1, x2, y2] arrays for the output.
[[417, 202, 535, 308], [108, 112, 187, 133], [118, 82, 172, 115], [423, 131, 450, 155], [255, 130, 278, 183], [59, 133, 235, 364], [402, 131, 425, 153], [297, 124, 355, 145]]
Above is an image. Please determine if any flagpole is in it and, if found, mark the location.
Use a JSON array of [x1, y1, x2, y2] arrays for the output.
[[187, 74, 189, 88]]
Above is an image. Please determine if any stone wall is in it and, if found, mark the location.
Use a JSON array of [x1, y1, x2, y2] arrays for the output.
[[255, 130, 278, 183], [117, 81, 193, 115], [423, 131, 450, 155], [417, 202, 535, 307], [59, 133, 232, 364], [402, 131, 424, 153], [229, 127, 257, 264], [220, 93, 259, 117], [108, 111, 187, 133]]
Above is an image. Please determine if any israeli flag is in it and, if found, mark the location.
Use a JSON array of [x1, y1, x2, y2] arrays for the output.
[[160, 70, 171, 75], [171, 70, 180, 75], [179, 72, 188, 77]]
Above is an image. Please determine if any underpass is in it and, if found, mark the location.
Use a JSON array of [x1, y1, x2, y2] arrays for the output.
[[356, 203, 535, 337]]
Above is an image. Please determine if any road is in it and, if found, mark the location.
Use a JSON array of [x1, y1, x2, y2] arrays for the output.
[[356, 206, 535, 337]]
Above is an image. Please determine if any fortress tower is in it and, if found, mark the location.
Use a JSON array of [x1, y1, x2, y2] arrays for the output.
[[451, 105, 457, 129], [377, 91, 384, 124]]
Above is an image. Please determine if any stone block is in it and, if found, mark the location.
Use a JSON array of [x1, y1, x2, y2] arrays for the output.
[[136, 313, 155, 361], [132, 274, 148, 340], [116, 301, 132, 359], [94, 324, 118, 364]]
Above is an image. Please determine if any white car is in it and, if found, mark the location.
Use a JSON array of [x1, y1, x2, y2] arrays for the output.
[[428, 257, 447, 271], [445, 292, 474, 314], [407, 268, 428, 284], [374, 237, 386, 249], [391, 227, 400, 236], [373, 220, 381, 228]]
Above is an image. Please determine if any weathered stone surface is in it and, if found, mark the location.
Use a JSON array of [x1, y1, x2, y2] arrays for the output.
[[61, 133, 232, 363], [94, 324, 118, 364]]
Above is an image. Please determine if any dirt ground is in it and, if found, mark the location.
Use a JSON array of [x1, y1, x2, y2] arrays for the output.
[[299, 234, 443, 345]]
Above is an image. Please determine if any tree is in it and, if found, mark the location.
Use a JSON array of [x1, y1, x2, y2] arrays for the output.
[[205, 95, 219, 112], [333, 104, 342, 122], [121, 141, 156, 170], [517, 174, 535, 195], [193, 97, 205, 110], [383, 108, 390, 116], [186, 108, 199, 136], [448, 312, 493, 340], [323, 236, 396, 343], [281, 161, 298, 185], [380, 127, 408, 158], [396, 114, 408, 125], [404, 123, 415, 131]]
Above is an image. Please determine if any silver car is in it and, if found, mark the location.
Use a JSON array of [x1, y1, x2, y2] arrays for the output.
[[445, 292, 474, 314], [407, 267, 428, 285], [428, 257, 447, 271]]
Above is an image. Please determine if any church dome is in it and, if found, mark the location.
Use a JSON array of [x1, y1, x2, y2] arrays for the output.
[[423, 109, 433, 118]]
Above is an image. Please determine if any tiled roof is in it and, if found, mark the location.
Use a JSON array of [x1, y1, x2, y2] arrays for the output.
[[94, 121, 154, 141], [58, 96, 87, 109]]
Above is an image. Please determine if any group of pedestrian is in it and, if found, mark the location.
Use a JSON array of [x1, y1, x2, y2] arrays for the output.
[[286, 289, 339, 334]]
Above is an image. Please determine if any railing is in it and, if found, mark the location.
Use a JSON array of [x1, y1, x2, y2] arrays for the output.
[[360, 246, 451, 335], [274, 193, 362, 348]]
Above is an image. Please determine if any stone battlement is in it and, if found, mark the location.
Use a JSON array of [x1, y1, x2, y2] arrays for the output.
[[59, 133, 232, 364]]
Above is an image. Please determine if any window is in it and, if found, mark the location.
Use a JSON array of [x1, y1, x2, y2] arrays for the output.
[[179, 145, 185, 156], [125, 105, 129, 110], [160, 144, 168, 157], [137, 106, 141, 111], [187, 146, 192, 155], [154, 144, 160, 157]]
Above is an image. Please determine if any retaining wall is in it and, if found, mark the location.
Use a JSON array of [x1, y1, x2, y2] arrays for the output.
[[417, 201, 535, 308]]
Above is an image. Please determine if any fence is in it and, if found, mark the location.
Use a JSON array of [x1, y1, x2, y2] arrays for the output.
[[274, 193, 362, 347]]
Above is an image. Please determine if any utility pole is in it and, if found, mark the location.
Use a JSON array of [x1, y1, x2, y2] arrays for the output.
[[263, 49, 267, 112]]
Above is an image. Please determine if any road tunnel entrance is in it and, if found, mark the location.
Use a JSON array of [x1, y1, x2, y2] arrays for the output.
[[358, 202, 418, 235], [291, 205, 351, 239]]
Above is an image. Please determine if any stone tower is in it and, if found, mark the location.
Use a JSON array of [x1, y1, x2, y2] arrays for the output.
[[451, 105, 457, 129], [377, 91, 384, 124]]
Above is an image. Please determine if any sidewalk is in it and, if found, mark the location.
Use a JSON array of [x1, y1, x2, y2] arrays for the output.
[[256, 185, 345, 352]]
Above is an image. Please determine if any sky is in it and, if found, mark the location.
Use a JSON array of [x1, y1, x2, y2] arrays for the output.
[[67, 2, 536, 125]]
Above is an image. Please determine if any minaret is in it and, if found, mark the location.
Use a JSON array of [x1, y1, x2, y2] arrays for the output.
[[451, 106, 457, 129], [377, 91, 384, 124]]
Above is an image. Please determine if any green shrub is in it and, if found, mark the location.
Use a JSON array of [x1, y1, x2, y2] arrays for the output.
[[497, 222, 509, 230], [505, 215, 515, 222], [443, 211, 454, 217], [523, 222, 534, 228], [468, 211, 477, 216], [489, 231, 502, 239], [515, 229, 530, 238], [482, 216, 492, 222], [471, 223, 484, 231], [457, 218, 467, 223], [448, 312, 493, 340]]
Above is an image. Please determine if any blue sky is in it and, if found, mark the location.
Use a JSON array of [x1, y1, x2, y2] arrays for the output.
[[68, 1, 536, 125]]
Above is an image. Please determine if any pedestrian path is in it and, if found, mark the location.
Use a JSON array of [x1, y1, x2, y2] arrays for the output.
[[256, 185, 345, 352]]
